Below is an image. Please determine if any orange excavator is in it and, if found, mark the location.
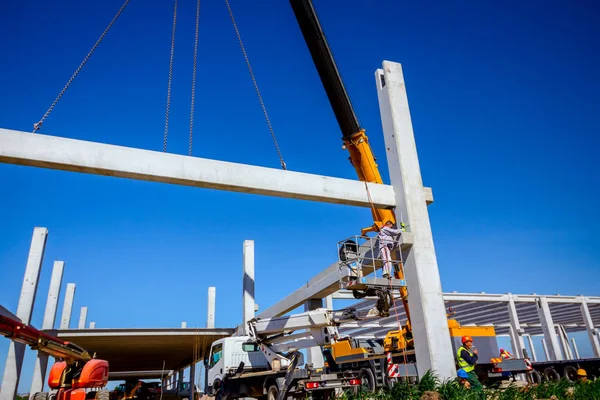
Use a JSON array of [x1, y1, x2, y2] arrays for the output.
[[0, 305, 109, 400]]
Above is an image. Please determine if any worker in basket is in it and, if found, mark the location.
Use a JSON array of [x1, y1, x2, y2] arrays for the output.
[[377, 220, 403, 279], [500, 348, 515, 360], [456, 336, 482, 390]]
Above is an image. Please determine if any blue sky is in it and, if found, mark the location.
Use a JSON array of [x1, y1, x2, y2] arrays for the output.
[[1, 0, 599, 392]]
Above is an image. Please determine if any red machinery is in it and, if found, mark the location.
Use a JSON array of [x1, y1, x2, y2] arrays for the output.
[[0, 306, 109, 400]]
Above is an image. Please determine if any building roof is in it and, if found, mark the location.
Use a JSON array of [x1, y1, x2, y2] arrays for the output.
[[52, 327, 234, 376]]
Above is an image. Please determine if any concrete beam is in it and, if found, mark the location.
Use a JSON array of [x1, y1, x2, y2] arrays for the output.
[[207, 287, 216, 329], [243, 241, 255, 334], [78, 307, 88, 329], [507, 294, 526, 358], [1, 227, 48, 400], [304, 299, 325, 369], [376, 61, 455, 380], [525, 335, 538, 361], [580, 297, 600, 357], [59, 283, 76, 329], [0, 128, 396, 209], [570, 338, 580, 359], [30, 261, 64, 397]]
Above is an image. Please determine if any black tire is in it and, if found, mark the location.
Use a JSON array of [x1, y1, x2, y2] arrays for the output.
[[544, 367, 560, 381], [564, 365, 578, 382], [267, 385, 279, 400], [526, 370, 542, 385], [96, 389, 110, 400], [359, 367, 376, 392], [33, 393, 48, 400]]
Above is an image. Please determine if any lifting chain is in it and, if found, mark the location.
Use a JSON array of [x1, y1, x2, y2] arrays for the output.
[[224, 0, 287, 170], [32, 0, 131, 133], [188, 0, 201, 156], [163, 0, 178, 152]]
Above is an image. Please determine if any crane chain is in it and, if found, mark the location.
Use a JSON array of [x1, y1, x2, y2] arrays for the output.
[[224, 0, 287, 170], [32, 0, 131, 133], [188, 0, 201, 156], [164, 0, 178, 153]]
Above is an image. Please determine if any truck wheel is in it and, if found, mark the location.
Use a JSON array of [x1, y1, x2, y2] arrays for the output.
[[267, 385, 279, 400], [33, 393, 48, 400], [359, 368, 376, 392], [544, 367, 560, 382], [564, 365, 578, 382], [526, 370, 542, 385]]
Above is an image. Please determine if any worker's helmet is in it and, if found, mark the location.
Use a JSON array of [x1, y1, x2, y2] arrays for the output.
[[385, 220, 394, 225], [500, 348, 505, 352], [577, 368, 587, 377], [457, 369, 468, 379], [461, 336, 473, 344]]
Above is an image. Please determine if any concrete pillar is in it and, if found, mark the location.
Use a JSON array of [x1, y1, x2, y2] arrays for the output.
[[243, 240, 255, 333], [207, 286, 216, 329], [60, 283, 76, 329], [507, 294, 526, 358], [536, 297, 563, 360], [526, 335, 538, 362], [78, 307, 88, 329], [89, 322, 96, 329], [580, 297, 600, 357], [304, 299, 325, 369], [181, 321, 187, 328], [571, 338, 580, 359], [558, 326, 573, 359], [189, 363, 196, 400], [375, 62, 455, 380], [30, 261, 64, 397], [325, 295, 333, 310], [1, 227, 48, 400], [542, 339, 550, 361]]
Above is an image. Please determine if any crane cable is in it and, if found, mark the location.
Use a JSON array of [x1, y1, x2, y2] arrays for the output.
[[163, 0, 178, 153], [32, 0, 131, 133], [224, 0, 287, 170], [188, 0, 201, 156]]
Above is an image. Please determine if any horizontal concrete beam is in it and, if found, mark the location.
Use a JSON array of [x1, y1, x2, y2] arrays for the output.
[[0, 129, 396, 209]]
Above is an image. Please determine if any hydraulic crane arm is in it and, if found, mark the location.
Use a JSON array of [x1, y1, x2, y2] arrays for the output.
[[289, 0, 396, 236]]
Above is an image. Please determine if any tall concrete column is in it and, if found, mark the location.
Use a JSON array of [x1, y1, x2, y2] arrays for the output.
[[325, 295, 333, 310], [571, 338, 580, 359], [507, 294, 526, 357], [30, 261, 64, 397], [526, 335, 538, 361], [1, 227, 48, 400], [580, 297, 600, 357], [89, 322, 96, 329], [243, 240, 255, 334], [189, 363, 196, 400], [59, 284, 76, 329], [207, 286, 216, 328], [375, 62, 455, 380], [78, 307, 88, 329], [304, 299, 325, 369], [536, 297, 563, 361]]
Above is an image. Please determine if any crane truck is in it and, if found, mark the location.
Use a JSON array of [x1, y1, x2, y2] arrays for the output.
[[0, 305, 110, 400]]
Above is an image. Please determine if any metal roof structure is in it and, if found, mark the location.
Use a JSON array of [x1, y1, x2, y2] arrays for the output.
[[334, 291, 600, 338], [53, 327, 234, 377]]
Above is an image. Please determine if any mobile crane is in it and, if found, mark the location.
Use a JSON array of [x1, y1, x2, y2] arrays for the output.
[[0, 305, 109, 400]]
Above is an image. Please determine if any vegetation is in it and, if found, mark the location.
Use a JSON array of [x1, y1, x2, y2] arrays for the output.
[[339, 371, 600, 400]]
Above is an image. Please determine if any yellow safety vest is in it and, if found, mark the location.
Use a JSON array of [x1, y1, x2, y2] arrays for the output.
[[457, 346, 475, 373]]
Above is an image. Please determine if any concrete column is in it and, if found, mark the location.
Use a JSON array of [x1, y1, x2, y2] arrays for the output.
[[375, 62, 455, 380], [0, 227, 48, 400], [243, 240, 255, 334], [580, 297, 600, 357], [526, 335, 538, 362], [571, 338, 580, 359], [325, 295, 333, 310], [171, 374, 176, 389], [304, 299, 325, 369], [181, 322, 187, 328], [507, 294, 526, 358], [59, 283, 76, 329], [207, 286, 216, 329], [536, 297, 563, 360], [558, 326, 573, 359], [78, 307, 88, 329], [189, 363, 196, 400], [30, 261, 64, 397], [89, 322, 96, 329], [542, 339, 550, 361]]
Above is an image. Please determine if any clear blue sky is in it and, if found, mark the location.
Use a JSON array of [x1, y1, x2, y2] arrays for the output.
[[1, 0, 599, 393]]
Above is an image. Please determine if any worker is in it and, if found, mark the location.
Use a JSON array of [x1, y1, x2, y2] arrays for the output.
[[456, 369, 471, 389], [500, 348, 515, 359], [377, 220, 402, 279], [456, 336, 482, 390], [577, 368, 589, 383]]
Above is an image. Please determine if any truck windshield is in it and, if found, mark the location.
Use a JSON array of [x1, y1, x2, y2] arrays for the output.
[[209, 343, 223, 368]]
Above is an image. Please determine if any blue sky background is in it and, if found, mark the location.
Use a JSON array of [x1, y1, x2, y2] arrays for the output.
[[1, 0, 599, 393]]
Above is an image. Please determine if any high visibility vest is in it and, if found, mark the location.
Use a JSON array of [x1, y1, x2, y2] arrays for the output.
[[457, 346, 475, 372]]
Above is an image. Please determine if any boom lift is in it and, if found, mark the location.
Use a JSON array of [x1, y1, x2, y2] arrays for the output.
[[0, 305, 109, 400]]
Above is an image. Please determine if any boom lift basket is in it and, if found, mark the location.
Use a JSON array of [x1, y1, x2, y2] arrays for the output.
[[337, 235, 407, 293]]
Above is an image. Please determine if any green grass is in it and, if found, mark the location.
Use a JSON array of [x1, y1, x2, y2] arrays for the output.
[[339, 371, 600, 400]]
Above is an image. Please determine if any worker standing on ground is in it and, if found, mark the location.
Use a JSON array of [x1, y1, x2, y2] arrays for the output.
[[500, 348, 515, 359], [457, 336, 483, 390], [377, 220, 402, 279]]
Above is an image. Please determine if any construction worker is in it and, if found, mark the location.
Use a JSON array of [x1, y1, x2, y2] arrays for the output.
[[577, 368, 589, 383], [457, 336, 482, 390], [500, 348, 515, 359], [456, 369, 471, 389], [377, 220, 402, 279]]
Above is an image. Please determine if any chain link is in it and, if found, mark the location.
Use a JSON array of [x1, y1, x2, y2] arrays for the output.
[[189, 0, 201, 156], [163, 0, 178, 153], [32, 0, 131, 133], [224, 0, 287, 170]]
